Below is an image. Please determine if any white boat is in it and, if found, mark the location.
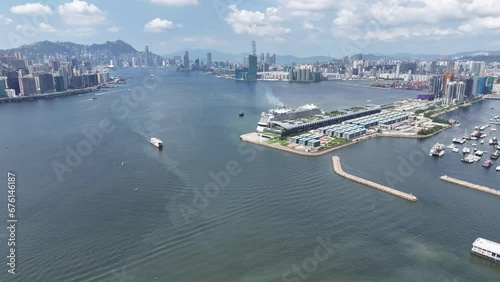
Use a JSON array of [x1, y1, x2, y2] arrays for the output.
[[497, 166, 500, 171], [452, 147, 459, 153], [149, 137, 163, 149], [430, 143, 445, 157], [447, 144, 456, 149], [480, 139, 484, 144], [452, 138, 466, 144], [462, 147, 470, 154], [472, 142, 477, 146], [462, 154, 479, 163], [475, 150, 484, 156], [471, 238, 500, 263]]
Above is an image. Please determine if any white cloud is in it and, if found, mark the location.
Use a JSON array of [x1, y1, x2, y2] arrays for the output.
[[149, 0, 197, 6], [0, 15, 13, 25], [459, 17, 500, 32], [16, 23, 56, 33], [225, 5, 291, 37], [58, 0, 107, 26], [303, 21, 315, 30], [329, 0, 500, 43], [10, 3, 53, 15], [279, 0, 339, 11], [144, 18, 175, 33], [106, 26, 119, 32]]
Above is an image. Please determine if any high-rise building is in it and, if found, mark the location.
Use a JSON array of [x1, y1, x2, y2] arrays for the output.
[[456, 81, 466, 102], [194, 59, 200, 70], [206, 52, 212, 68], [243, 56, 249, 67], [248, 55, 257, 81], [444, 81, 457, 105], [19, 77, 37, 96], [271, 54, 276, 65], [464, 78, 474, 98], [441, 72, 454, 95], [145, 45, 150, 67], [265, 53, 270, 63], [6, 71, 20, 95], [447, 60, 455, 73], [0, 78, 6, 97], [470, 61, 485, 76], [476, 77, 488, 95], [395, 63, 400, 79], [38, 73, 55, 94], [430, 76, 442, 96], [260, 53, 265, 62], [252, 40, 256, 56], [183, 51, 190, 70]]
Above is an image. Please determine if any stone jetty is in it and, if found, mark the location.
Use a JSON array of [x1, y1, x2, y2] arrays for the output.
[[440, 175, 500, 197], [331, 156, 418, 202]]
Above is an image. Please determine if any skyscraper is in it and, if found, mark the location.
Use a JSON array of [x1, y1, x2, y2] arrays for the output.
[[206, 52, 212, 68], [252, 41, 256, 56], [144, 45, 150, 67], [248, 55, 257, 81], [0, 78, 6, 97], [470, 61, 485, 76], [183, 51, 190, 70]]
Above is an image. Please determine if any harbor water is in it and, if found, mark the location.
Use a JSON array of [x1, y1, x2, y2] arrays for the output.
[[0, 69, 499, 281]]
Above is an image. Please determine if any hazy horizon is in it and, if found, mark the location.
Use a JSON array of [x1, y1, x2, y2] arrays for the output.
[[1, 0, 500, 57]]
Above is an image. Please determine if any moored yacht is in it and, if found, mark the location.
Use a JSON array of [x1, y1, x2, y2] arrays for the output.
[[490, 150, 499, 160], [429, 143, 445, 157], [462, 147, 470, 154], [482, 160, 494, 167]]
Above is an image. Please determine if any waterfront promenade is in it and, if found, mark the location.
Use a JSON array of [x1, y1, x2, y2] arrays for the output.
[[331, 156, 418, 201], [440, 175, 500, 197], [0, 87, 99, 103]]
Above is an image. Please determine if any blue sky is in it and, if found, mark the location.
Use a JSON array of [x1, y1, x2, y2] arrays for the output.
[[1, 0, 500, 58]]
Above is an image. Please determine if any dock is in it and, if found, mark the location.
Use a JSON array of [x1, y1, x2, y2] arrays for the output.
[[331, 156, 418, 202], [440, 175, 500, 197]]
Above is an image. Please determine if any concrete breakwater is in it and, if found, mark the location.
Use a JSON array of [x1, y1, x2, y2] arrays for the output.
[[440, 175, 500, 197], [331, 156, 418, 202]]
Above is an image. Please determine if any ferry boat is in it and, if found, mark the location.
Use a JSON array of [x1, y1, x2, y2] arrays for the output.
[[482, 160, 494, 167], [471, 238, 500, 263], [429, 143, 445, 157], [149, 137, 163, 149], [462, 147, 470, 154]]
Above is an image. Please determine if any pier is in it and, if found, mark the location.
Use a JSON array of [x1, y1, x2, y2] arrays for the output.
[[331, 156, 418, 202], [440, 175, 500, 197]]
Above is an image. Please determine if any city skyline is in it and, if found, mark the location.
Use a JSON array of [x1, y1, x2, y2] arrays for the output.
[[1, 0, 500, 57]]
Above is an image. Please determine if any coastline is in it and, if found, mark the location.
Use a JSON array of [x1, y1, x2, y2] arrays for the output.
[[0, 87, 100, 104], [241, 126, 450, 157]]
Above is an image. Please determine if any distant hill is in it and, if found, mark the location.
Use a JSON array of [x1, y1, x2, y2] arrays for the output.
[[2, 40, 141, 60]]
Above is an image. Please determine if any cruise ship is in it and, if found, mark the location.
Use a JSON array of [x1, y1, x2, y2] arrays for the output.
[[471, 238, 500, 263], [256, 104, 322, 132]]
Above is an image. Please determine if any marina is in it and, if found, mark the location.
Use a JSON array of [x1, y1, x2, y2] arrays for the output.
[[440, 175, 500, 197], [331, 156, 417, 202]]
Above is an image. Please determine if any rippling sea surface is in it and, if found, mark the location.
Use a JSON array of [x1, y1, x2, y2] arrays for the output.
[[0, 69, 499, 281]]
